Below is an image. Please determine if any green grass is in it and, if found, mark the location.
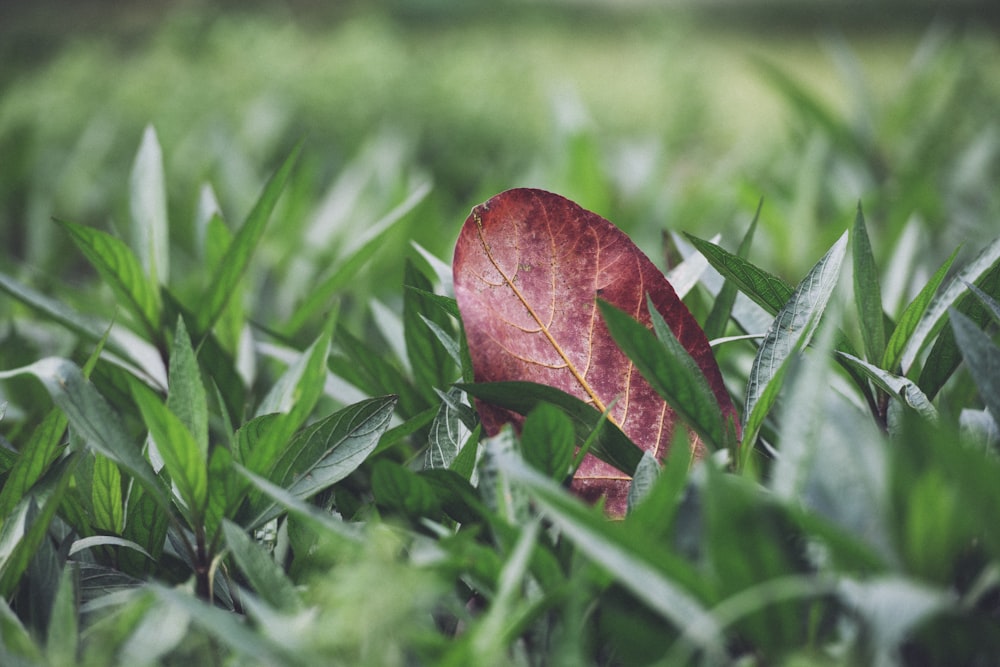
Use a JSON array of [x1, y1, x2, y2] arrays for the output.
[[0, 6, 999, 666]]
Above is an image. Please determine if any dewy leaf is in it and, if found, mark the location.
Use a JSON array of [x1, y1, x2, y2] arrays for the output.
[[743, 232, 848, 451], [56, 219, 162, 340], [129, 125, 169, 286], [950, 308, 1000, 429], [453, 189, 736, 515]]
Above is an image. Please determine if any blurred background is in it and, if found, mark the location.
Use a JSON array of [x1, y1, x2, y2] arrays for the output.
[[1, 0, 998, 330]]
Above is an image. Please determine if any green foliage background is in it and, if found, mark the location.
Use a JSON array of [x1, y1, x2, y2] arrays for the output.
[[0, 3, 999, 665]]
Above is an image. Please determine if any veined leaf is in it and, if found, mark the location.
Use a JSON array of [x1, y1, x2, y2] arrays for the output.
[[129, 125, 169, 286], [424, 387, 470, 470], [520, 402, 575, 481], [196, 141, 302, 336], [131, 378, 208, 522], [685, 233, 793, 316], [852, 204, 886, 364], [56, 219, 161, 340], [743, 232, 848, 458], [899, 236, 1000, 374], [837, 352, 938, 422], [167, 317, 208, 458], [454, 189, 735, 516], [91, 453, 124, 534], [246, 396, 396, 529], [950, 309, 1000, 429], [0, 408, 67, 519], [0, 359, 168, 510]]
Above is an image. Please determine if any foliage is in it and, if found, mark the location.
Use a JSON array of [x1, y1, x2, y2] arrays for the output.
[[1, 18, 999, 667]]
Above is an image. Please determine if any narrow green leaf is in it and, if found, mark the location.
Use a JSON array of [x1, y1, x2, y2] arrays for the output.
[[372, 405, 437, 457], [626, 451, 660, 515], [852, 204, 886, 364], [203, 213, 243, 352], [704, 198, 762, 340], [404, 259, 456, 399], [131, 378, 208, 522], [0, 359, 168, 510], [685, 233, 793, 316], [424, 387, 470, 470], [372, 460, 441, 518], [0, 455, 78, 597], [246, 396, 397, 529], [68, 536, 153, 560], [743, 232, 848, 456], [882, 248, 959, 371], [91, 454, 124, 534], [284, 180, 429, 334], [420, 314, 462, 369], [406, 287, 460, 320], [121, 483, 169, 574], [129, 125, 169, 286], [45, 564, 78, 667], [196, 141, 302, 335], [458, 381, 644, 476], [449, 423, 482, 482], [0, 596, 44, 663], [837, 352, 938, 422], [899, 236, 1000, 373], [950, 309, 1000, 429], [222, 520, 300, 611], [599, 298, 731, 451], [56, 219, 161, 339], [520, 402, 575, 481], [204, 446, 240, 539], [167, 317, 207, 458], [329, 326, 425, 418], [918, 264, 1000, 398], [0, 408, 67, 519], [966, 282, 1000, 325], [235, 465, 362, 542], [498, 456, 724, 659]]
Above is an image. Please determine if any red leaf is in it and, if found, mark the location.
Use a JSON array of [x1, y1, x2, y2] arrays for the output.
[[453, 189, 737, 516]]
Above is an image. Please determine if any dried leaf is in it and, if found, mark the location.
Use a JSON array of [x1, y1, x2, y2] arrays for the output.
[[453, 189, 736, 514]]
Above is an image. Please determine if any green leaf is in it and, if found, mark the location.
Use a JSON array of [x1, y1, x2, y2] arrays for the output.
[[0, 408, 67, 519], [881, 247, 959, 371], [685, 233, 793, 316], [852, 204, 886, 364], [966, 281, 1000, 325], [329, 326, 425, 418], [424, 387, 470, 470], [918, 264, 1000, 399], [283, 180, 429, 334], [449, 423, 482, 482], [221, 520, 300, 611], [246, 396, 397, 529], [45, 565, 78, 667], [950, 308, 1000, 429], [404, 259, 456, 399], [0, 358, 168, 510], [742, 232, 848, 459], [0, 597, 44, 663], [203, 213, 242, 352], [0, 455, 78, 598], [91, 454, 124, 534], [599, 298, 733, 452], [131, 378, 208, 522], [899, 236, 1000, 374], [626, 451, 660, 515], [55, 219, 162, 340], [837, 352, 938, 422], [196, 141, 302, 335], [372, 460, 441, 518], [167, 317, 208, 458], [121, 483, 169, 574], [204, 445, 240, 539], [520, 402, 576, 481], [498, 455, 724, 659], [129, 125, 169, 286], [704, 198, 762, 340], [458, 381, 644, 476]]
